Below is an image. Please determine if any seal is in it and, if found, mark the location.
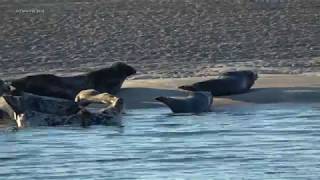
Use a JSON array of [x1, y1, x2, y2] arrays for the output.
[[2, 93, 79, 116], [179, 70, 258, 96], [0, 93, 80, 128], [75, 89, 123, 111], [10, 62, 136, 99], [155, 91, 213, 113], [0, 91, 124, 128], [75, 89, 124, 126]]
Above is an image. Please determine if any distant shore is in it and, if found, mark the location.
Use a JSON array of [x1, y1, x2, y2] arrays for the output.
[[119, 74, 320, 109]]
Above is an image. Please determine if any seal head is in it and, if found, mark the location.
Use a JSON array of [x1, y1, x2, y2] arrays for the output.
[[155, 91, 213, 113]]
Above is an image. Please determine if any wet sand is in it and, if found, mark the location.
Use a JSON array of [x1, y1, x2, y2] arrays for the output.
[[119, 74, 320, 109]]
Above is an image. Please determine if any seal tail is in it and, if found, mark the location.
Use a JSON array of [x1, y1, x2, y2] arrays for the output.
[[155, 96, 168, 103]]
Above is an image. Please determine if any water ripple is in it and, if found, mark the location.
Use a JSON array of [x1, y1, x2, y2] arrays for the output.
[[1, 103, 320, 179]]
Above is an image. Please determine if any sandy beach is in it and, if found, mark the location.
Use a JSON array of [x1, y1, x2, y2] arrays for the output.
[[1, 0, 320, 79], [1, 0, 320, 119], [2, 1, 320, 179], [119, 74, 320, 109]]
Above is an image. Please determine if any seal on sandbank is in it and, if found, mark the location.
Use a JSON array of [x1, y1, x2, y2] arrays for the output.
[[178, 70, 258, 96], [10, 62, 136, 100], [155, 91, 213, 113]]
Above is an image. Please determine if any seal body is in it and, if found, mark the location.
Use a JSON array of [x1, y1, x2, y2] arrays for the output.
[[10, 62, 136, 99], [75, 89, 123, 110], [179, 70, 258, 96], [20, 109, 122, 127], [2, 93, 79, 116], [0, 93, 80, 128], [0, 90, 124, 128], [155, 91, 213, 113], [75, 89, 124, 115]]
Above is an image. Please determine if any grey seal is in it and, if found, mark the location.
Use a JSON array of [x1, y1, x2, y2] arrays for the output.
[[179, 70, 258, 96], [0, 93, 80, 128], [155, 91, 213, 113], [10, 62, 136, 99], [0, 91, 124, 128]]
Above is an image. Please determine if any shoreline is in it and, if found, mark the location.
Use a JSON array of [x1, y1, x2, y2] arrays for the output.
[[118, 74, 320, 109], [1, 74, 319, 128]]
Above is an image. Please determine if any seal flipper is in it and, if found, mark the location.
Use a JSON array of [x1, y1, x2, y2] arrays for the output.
[[0, 95, 25, 128], [155, 96, 178, 112], [2, 95, 24, 114], [155, 96, 191, 113]]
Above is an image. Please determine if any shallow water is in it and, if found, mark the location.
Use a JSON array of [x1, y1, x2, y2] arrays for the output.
[[1, 103, 320, 179]]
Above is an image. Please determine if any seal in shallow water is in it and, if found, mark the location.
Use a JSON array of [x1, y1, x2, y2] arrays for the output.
[[10, 62, 136, 99], [2, 93, 79, 116], [155, 91, 213, 113], [0, 93, 80, 128], [178, 70, 258, 96], [75, 89, 124, 111], [0, 91, 124, 128], [75, 89, 124, 118]]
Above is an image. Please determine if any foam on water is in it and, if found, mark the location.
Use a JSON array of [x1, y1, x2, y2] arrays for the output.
[[1, 103, 320, 179]]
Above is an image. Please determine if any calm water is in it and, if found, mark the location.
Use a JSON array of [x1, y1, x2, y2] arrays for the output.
[[1, 103, 320, 180]]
